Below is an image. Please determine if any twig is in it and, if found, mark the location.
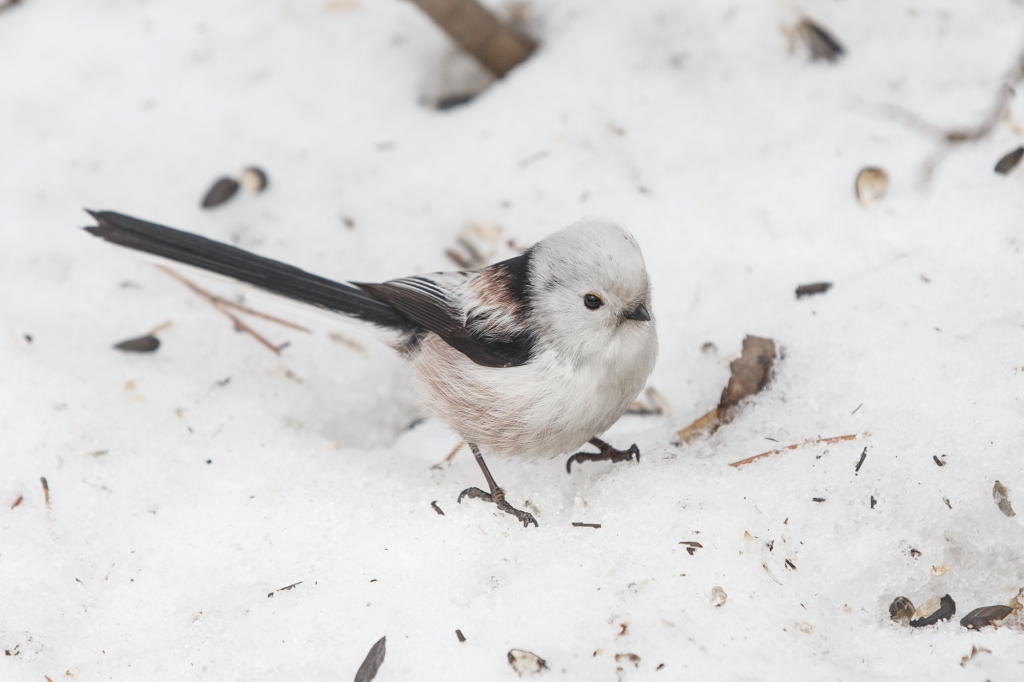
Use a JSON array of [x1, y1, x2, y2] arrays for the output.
[[158, 266, 310, 355], [729, 433, 868, 468], [854, 447, 868, 473], [872, 44, 1024, 184], [145, 320, 173, 336], [572, 522, 602, 529], [443, 441, 464, 463], [40, 477, 49, 506], [409, 0, 535, 78], [159, 266, 310, 331]]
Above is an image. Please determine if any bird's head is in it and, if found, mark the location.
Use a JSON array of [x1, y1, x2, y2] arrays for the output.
[[527, 219, 657, 365]]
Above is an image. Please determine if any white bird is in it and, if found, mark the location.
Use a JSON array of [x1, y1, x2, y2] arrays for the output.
[[85, 211, 658, 527]]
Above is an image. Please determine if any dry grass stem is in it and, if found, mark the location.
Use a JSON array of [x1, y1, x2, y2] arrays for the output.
[[158, 266, 310, 354], [729, 433, 868, 468]]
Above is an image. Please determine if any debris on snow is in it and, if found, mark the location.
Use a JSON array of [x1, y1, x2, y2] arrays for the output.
[[354, 636, 386, 682], [994, 147, 1024, 174], [889, 597, 915, 623], [855, 167, 889, 206], [201, 177, 240, 209], [960, 605, 1013, 630], [507, 648, 547, 677], [114, 335, 160, 353], [678, 335, 776, 443], [909, 595, 956, 628], [993, 480, 1015, 517]]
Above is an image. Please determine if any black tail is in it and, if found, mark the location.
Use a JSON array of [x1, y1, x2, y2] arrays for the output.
[[84, 210, 416, 334]]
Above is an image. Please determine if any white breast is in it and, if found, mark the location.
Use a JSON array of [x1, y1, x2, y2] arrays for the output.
[[411, 326, 657, 458]]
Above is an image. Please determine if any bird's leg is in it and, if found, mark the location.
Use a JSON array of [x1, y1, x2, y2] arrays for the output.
[[566, 437, 641, 473], [457, 443, 538, 528]]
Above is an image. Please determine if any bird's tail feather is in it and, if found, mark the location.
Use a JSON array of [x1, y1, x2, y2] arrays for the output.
[[84, 210, 415, 334]]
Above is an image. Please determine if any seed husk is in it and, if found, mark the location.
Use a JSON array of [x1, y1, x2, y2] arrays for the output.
[[960, 605, 1013, 630], [239, 166, 268, 192], [909, 594, 956, 627], [993, 480, 1015, 517], [201, 177, 240, 208], [507, 649, 547, 677], [994, 147, 1024, 175], [797, 18, 844, 62], [856, 167, 889, 206], [114, 335, 160, 352], [889, 596, 915, 623], [795, 282, 832, 299]]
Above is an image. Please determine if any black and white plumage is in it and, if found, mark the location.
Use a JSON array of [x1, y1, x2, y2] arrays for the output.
[[85, 210, 658, 525]]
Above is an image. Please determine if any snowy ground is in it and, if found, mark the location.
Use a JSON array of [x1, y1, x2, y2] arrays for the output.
[[3, 0, 1024, 679]]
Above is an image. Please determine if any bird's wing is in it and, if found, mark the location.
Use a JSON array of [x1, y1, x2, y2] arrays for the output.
[[357, 253, 536, 368]]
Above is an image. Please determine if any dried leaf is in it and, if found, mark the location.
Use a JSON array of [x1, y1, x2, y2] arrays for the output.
[[676, 335, 776, 441], [719, 336, 776, 412], [889, 596, 915, 623], [797, 18, 844, 62], [795, 282, 832, 299]]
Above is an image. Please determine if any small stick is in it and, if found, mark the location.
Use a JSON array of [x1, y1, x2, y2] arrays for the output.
[[40, 477, 49, 506], [729, 433, 867, 468], [442, 441, 464, 464], [159, 266, 309, 354], [431, 501, 445, 516], [409, 0, 535, 78], [854, 447, 868, 473], [11, 495, 23, 509], [572, 522, 602, 529], [159, 266, 310, 332], [873, 44, 1024, 184], [217, 305, 285, 355]]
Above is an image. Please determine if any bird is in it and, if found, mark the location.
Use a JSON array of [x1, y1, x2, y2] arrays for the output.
[[84, 211, 658, 527]]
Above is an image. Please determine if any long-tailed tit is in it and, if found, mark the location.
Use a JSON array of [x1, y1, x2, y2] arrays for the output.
[[85, 211, 658, 527]]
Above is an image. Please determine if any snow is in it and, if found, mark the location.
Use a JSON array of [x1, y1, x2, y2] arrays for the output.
[[2, 0, 1024, 679]]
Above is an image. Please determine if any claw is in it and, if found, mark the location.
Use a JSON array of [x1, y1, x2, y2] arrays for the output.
[[566, 438, 641, 473], [458, 447, 540, 528], [458, 486, 491, 504]]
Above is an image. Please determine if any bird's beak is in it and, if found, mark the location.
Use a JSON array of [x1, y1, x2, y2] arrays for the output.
[[624, 303, 651, 321]]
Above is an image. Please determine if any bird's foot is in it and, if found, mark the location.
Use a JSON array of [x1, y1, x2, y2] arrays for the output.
[[566, 437, 641, 473], [458, 485, 538, 528]]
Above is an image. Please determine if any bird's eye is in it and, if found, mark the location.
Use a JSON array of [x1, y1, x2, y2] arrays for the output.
[[583, 293, 603, 310]]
